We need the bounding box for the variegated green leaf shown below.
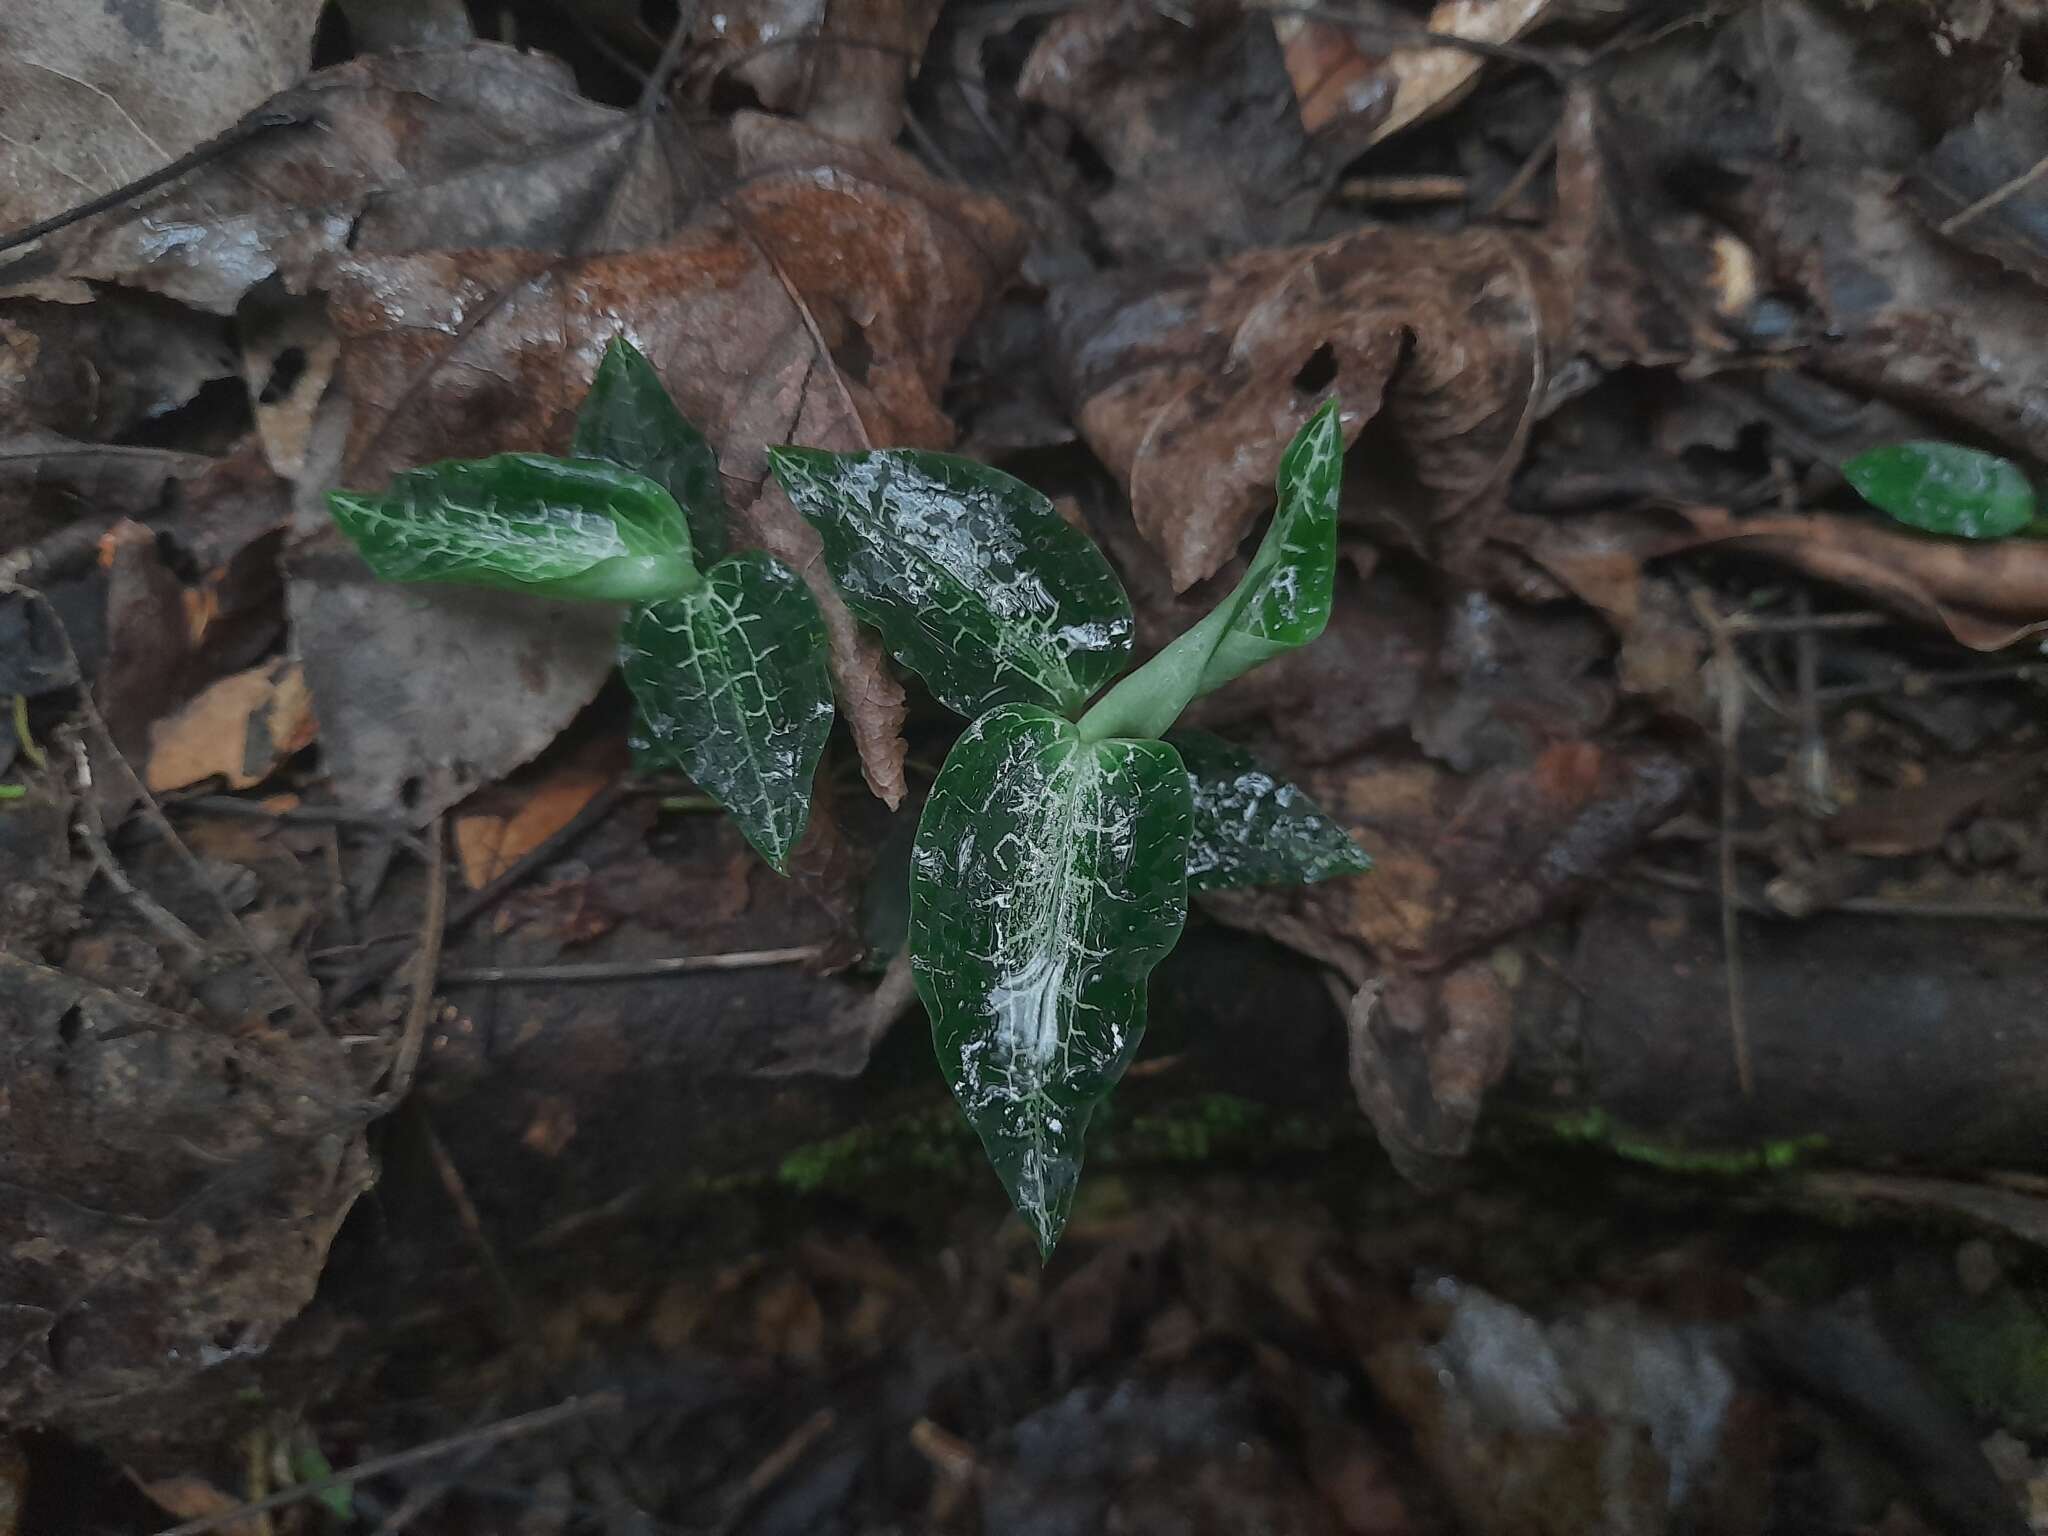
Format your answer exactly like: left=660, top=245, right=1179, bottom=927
left=1171, top=730, right=1370, bottom=891
left=1844, top=440, right=2037, bottom=541
left=574, top=337, right=727, bottom=562
left=327, top=453, right=696, bottom=603
left=912, top=705, right=1191, bottom=1256
left=1078, top=400, right=1343, bottom=742
left=621, top=552, right=834, bottom=872
left=767, top=446, right=1135, bottom=719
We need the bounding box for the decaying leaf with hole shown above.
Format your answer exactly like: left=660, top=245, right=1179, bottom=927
left=308, top=114, right=1021, bottom=817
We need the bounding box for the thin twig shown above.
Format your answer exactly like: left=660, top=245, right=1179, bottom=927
left=17, top=587, right=324, bottom=1028
left=437, top=946, right=827, bottom=986
left=0, top=108, right=311, bottom=257
left=1937, top=151, right=2048, bottom=237
left=1722, top=610, right=1892, bottom=635
left=174, top=794, right=431, bottom=861
left=379, top=818, right=445, bottom=1104
left=1479, top=124, right=1558, bottom=220
left=149, top=1393, right=625, bottom=1536
left=1688, top=589, right=1754, bottom=1097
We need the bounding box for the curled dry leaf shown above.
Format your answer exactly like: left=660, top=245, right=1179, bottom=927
left=0, top=0, right=325, bottom=234
left=1275, top=0, right=1555, bottom=146
left=319, top=114, right=1021, bottom=812
left=1043, top=88, right=1697, bottom=589
left=1051, top=223, right=1552, bottom=587
left=1017, top=0, right=1330, bottom=265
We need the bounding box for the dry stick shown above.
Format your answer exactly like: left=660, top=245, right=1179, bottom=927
left=379, top=817, right=446, bottom=1104
left=0, top=107, right=311, bottom=257
left=17, top=587, right=325, bottom=1030
left=437, top=945, right=827, bottom=986
left=1626, top=864, right=2048, bottom=925
left=1723, top=610, right=1892, bottom=635
left=70, top=739, right=210, bottom=964
left=149, top=1393, right=625, bottom=1536
left=1689, top=589, right=1754, bottom=1097
left=1479, top=124, right=1559, bottom=220
left=1937, top=151, right=2048, bottom=237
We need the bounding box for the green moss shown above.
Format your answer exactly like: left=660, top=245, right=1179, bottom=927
left=775, top=1105, right=978, bottom=1194
left=1542, top=1108, right=1827, bottom=1176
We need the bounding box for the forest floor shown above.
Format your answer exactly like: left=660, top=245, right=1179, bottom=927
left=6, top=0, right=2048, bottom=1531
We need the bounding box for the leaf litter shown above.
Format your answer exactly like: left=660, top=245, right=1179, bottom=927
left=9, top=0, right=2048, bottom=1530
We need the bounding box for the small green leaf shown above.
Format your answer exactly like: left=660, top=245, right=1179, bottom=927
left=912, top=705, right=1191, bottom=1257
left=1171, top=730, right=1370, bottom=891
left=621, top=552, right=834, bottom=872
left=327, top=453, right=698, bottom=602
left=768, top=446, right=1135, bottom=718
left=574, top=337, right=727, bottom=562
left=1077, top=400, right=1343, bottom=742
left=1844, top=441, right=2036, bottom=540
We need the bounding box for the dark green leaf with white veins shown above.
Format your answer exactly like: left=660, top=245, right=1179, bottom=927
left=768, top=446, right=1134, bottom=719
left=327, top=453, right=696, bottom=603
left=573, top=338, right=726, bottom=562
left=911, top=705, right=1192, bottom=1257
left=1843, top=441, right=2037, bottom=541
left=1171, top=730, right=1370, bottom=891
left=1076, top=399, right=1343, bottom=743
left=621, top=553, right=834, bottom=872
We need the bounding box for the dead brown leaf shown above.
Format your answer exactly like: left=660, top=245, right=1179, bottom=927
left=1904, top=77, right=2048, bottom=289
left=1043, top=91, right=1694, bottom=587
left=0, top=0, right=325, bottom=235
left=455, top=756, right=616, bottom=890
left=134, top=1475, right=266, bottom=1536
left=145, top=658, right=316, bottom=794
left=310, top=115, right=1020, bottom=815
left=0, top=952, right=371, bottom=1439
left=0, top=45, right=708, bottom=313
left=1018, top=0, right=1331, bottom=265
left=0, top=295, right=234, bottom=440
left=1348, top=960, right=1514, bottom=1179
left=1205, top=740, right=1693, bottom=975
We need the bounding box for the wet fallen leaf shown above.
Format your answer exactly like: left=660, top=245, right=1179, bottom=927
left=0, top=953, right=372, bottom=1440
left=1276, top=0, right=1555, bottom=147
left=1018, top=0, right=1330, bottom=265
left=0, top=0, right=325, bottom=235
left=145, top=657, right=317, bottom=794
left=1348, top=961, right=1515, bottom=1178
left=311, top=114, right=1020, bottom=814
left=0, top=45, right=701, bottom=312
